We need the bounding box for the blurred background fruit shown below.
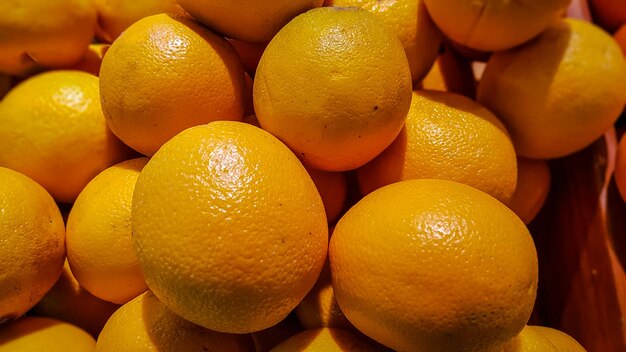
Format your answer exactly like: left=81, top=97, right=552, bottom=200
left=507, top=158, right=551, bottom=224
left=68, top=44, right=110, bottom=76
left=269, top=328, right=387, bottom=352
left=0, top=317, right=95, bottom=352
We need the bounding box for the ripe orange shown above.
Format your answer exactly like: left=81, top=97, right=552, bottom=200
left=330, top=179, right=538, bottom=351
left=307, top=169, right=347, bottom=224
left=420, top=48, right=476, bottom=98
left=176, top=0, right=324, bottom=43
left=31, top=261, right=119, bottom=336
left=357, top=90, right=517, bottom=203
left=529, top=326, right=587, bottom=351
left=94, top=0, right=184, bottom=43
left=501, top=326, right=559, bottom=352
left=68, top=44, right=110, bottom=76
left=0, top=317, right=95, bottom=352
left=507, top=158, right=551, bottom=224
left=423, top=0, right=569, bottom=51
left=0, top=167, right=65, bottom=323
left=269, top=328, right=386, bottom=352
left=254, top=7, right=412, bottom=171
left=131, top=121, right=328, bottom=333
left=326, top=0, right=442, bottom=84
left=95, top=291, right=255, bottom=351
left=478, top=19, right=626, bottom=159
left=0, top=0, right=96, bottom=76
left=590, top=0, right=626, bottom=32
left=229, top=39, right=267, bottom=76
left=66, top=158, right=149, bottom=304
left=100, top=13, right=247, bottom=156
left=0, top=71, right=132, bottom=203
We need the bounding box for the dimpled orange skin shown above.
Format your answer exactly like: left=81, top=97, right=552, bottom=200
left=423, top=0, right=569, bottom=52
left=94, top=0, right=185, bottom=43
left=269, top=328, right=387, bottom=352
left=528, top=326, right=587, bottom=351
left=66, top=158, right=149, bottom=305
left=507, top=158, right=551, bottom=225
left=254, top=7, right=412, bottom=171
left=0, top=317, right=95, bottom=352
left=616, top=135, right=626, bottom=202
left=95, top=291, right=255, bottom=352
left=477, top=19, right=626, bottom=159
left=132, top=121, right=328, bottom=334
left=0, top=167, right=65, bottom=323
left=100, top=13, right=247, bottom=156
left=326, top=0, right=442, bottom=84
left=0, top=0, right=96, bottom=76
left=176, top=0, right=324, bottom=43
left=357, top=90, right=517, bottom=204
left=330, top=179, right=538, bottom=352
left=32, top=261, right=119, bottom=337
left=0, top=71, right=132, bottom=203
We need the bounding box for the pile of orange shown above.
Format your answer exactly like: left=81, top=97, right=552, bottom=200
left=0, top=0, right=623, bottom=351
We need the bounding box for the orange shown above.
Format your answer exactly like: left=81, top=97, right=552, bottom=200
left=478, top=19, right=626, bottom=159
left=230, top=39, right=267, bottom=76
left=420, top=47, right=476, bottom=98
left=0, top=317, right=95, bottom=352
left=131, top=121, right=328, bottom=333
left=269, top=328, right=385, bottom=352
left=31, top=261, right=119, bottom=337
left=423, top=0, right=569, bottom=51
left=330, top=179, right=538, bottom=351
left=507, top=158, right=551, bottom=224
left=307, top=169, right=347, bottom=224
left=100, top=13, right=247, bottom=156
left=0, top=71, right=131, bottom=203
left=252, top=315, right=304, bottom=352
left=94, top=0, right=184, bottom=43
left=529, top=326, right=587, bottom=351
left=176, top=0, right=324, bottom=43
left=357, top=90, right=517, bottom=203
left=501, top=326, right=559, bottom=352
left=0, top=0, right=96, bottom=76
left=326, top=0, right=441, bottom=84
left=254, top=7, right=412, bottom=171
left=295, top=258, right=353, bottom=330
left=95, top=291, right=255, bottom=351
left=0, top=167, right=65, bottom=323
left=615, top=24, right=626, bottom=55
left=590, top=0, right=626, bottom=32
left=616, top=134, right=626, bottom=201
left=66, top=158, right=149, bottom=304
left=68, top=43, right=110, bottom=76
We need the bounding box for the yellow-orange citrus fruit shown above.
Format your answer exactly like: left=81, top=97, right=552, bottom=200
left=478, top=19, right=626, bottom=159
left=95, top=291, right=255, bottom=351
left=590, top=0, right=626, bottom=32
left=615, top=134, right=626, bottom=202
left=326, top=0, right=441, bottom=84
left=502, top=326, right=559, bottom=352
left=615, top=24, right=626, bottom=55
left=358, top=90, right=517, bottom=203
left=507, top=158, right=551, bottom=224
left=269, top=328, right=386, bottom=352
left=529, top=326, right=587, bottom=351
left=0, top=167, right=65, bottom=323
left=67, top=158, right=149, bottom=305
left=100, top=14, right=247, bottom=156
left=0, top=317, right=95, bottom=352
left=132, top=121, right=328, bottom=333
left=307, top=169, right=347, bottom=224
left=176, top=0, right=324, bottom=43
left=252, top=315, right=304, bottom=352
left=295, top=258, right=353, bottom=330
left=32, top=261, right=119, bottom=336
left=330, top=179, right=538, bottom=351
left=0, top=71, right=131, bottom=203
left=420, top=48, right=476, bottom=98
left=69, top=43, right=110, bottom=76
left=254, top=7, right=412, bottom=171
left=423, top=0, right=569, bottom=51
left=95, top=0, right=184, bottom=43
left=0, top=0, right=96, bottom=76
